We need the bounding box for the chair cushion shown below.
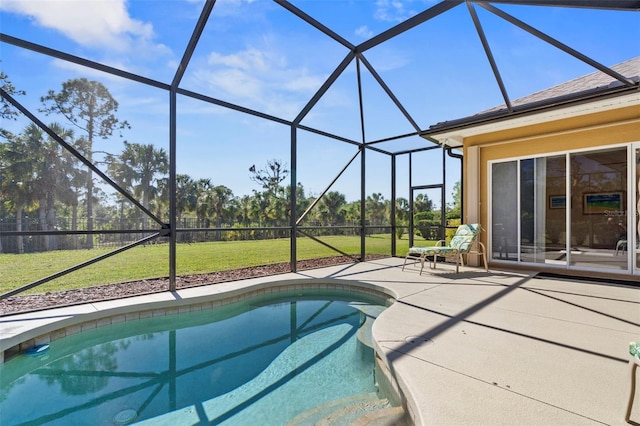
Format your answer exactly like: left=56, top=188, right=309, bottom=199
left=422, top=246, right=460, bottom=255
left=407, top=224, right=481, bottom=256
left=407, top=246, right=432, bottom=254
left=631, top=342, right=640, bottom=361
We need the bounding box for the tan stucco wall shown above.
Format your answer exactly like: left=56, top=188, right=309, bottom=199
left=462, top=105, right=640, bottom=262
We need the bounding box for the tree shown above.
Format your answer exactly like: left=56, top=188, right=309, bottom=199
left=318, top=191, right=346, bottom=226
left=40, top=78, right=129, bottom=248
left=248, top=160, right=292, bottom=229
left=366, top=193, right=387, bottom=226
left=0, top=68, right=26, bottom=253
left=237, top=195, right=252, bottom=227
left=194, top=178, right=213, bottom=228
left=249, top=159, right=288, bottom=195
left=414, top=193, right=434, bottom=213
left=249, top=190, right=270, bottom=228
left=30, top=123, right=76, bottom=250
left=0, top=64, right=26, bottom=123
left=413, top=193, right=440, bottom=240
left=106, top=142, right=168, bottom=230
left=176, top=174, right=197, bottom=225
left=343, top=201, right=361, bottom=226
left=0, top=130, right=35, bottom=253
left=211, top=185, right=235, bottom=228
left=285, top=182, right=309, bottom=224
left=395, top=197, right=410, bottom=239
left=395, top=197, right=409, bottom=223
left=448, top=181, right=461, bottom=219
left=0, top=122, right=77, bottom=252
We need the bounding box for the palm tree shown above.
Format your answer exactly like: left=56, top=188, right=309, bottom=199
left=447, top=181, right=461, bottom=219
left=366, top=193, right=387, bottom=226
left=249, top=191, right=270, bottom=228
left=211, top=185, right=235, bottom=228
left=343, top=201, right=361, bottom=228
left=57, top=141, right=86, bottom=247
left=395, top=197, right=410, bottom=239
left=19, top=124, right=50, bottom=249
left=237, top=195, right=252, bottom=227
left=200, top=184, right=237, bottom=240
left=194, top=178, right=213, bottom=229
left=107, top=142, right=168, bottom=230
left=151, top=176, right=169, bottom=221
left=0, top=128, right=37, bottom=253
left=414, top=193, right=434, bottom=214
left=35, top=123, right=76, bottom=250
left=319, top=191, right=346, bottom=226
left=285, top=183, right=309, bottom=224
left=176, top=174, right=197, bottom=226
left=396, top=197, right=409, bottom=223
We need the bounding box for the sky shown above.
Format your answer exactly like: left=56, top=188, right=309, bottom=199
left=1, top=0, right=638, bottom=207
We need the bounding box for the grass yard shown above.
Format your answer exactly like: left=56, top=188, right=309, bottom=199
left=0, top=234, right=430, bottom=295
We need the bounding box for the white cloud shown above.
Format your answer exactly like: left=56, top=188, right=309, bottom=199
left=283, top=75, right=322, bottom=93
left=355, top=26, right=374, bottom=39
left=0, top=0, right=161, bottom=53
left=192, top=45, right=325, bottom=117
left=206, top=68, right=264, bottom=99
left=208, top=49, right=269, bottom=73
left=374, top=0, right=417, bottom=23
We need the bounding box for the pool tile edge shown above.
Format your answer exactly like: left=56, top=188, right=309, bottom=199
left=0, top=278, right=396, bottom=363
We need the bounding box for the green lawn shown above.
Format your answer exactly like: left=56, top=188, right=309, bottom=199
left=0, top=235, right=432, bottom=295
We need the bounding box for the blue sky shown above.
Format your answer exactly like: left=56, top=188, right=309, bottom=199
left=1, top=0, right=638, bottom=206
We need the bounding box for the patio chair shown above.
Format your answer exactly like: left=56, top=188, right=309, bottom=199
left=402, top=223, right=488, bottom=274
left=626, top=341, right=640, bottom=423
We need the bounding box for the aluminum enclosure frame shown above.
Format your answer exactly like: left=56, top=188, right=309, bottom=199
left=0, top=0, right=638, bottom=297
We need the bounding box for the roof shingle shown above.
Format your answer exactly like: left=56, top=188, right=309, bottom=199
left=483, top=56, right=640, bottom=113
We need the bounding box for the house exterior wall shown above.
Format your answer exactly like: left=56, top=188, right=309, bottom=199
left=460, top=104, right=640, bottom=273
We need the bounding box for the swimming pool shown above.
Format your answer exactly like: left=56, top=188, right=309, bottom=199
left=0, top=289, right=392, bottom=425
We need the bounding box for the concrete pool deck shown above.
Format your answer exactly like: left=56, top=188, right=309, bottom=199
left=1, top=257, right=639, bottom=425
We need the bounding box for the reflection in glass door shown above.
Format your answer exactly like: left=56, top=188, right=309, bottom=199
left=490, top=145, right=634, bottom=275
left=519, top=156, right=566, bottom=265
left=568, top=147, right=627, bottom=272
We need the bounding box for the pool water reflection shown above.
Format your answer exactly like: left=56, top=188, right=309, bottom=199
left=0, top=290, right=388, bottom=425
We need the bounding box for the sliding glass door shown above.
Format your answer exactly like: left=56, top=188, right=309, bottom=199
left=568, top=148, right=627, bottom=271
left=491, top=162, right=518, bottom=261
left=519, top=155, right=567, bottom=265
left=490, top=145, right=633, bottom=275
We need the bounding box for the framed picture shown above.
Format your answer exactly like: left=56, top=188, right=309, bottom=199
left=548, top=195, right=566, bottom=209
left=583, top=192, right=623, bottom=215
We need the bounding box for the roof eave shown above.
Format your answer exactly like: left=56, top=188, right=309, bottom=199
left=422, top=83, right=640, bottom=147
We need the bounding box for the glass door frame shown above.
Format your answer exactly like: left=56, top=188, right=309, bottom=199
left=632, top=143, right=640, bottom=276
left=488, top=143, right=636, bottom=276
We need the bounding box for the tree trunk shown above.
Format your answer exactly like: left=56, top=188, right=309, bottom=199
left=85, top=168, right=94, bottom=248
left=39, top=203, right=49, bottom=251
left=48, top=204, right=58, bottom=250
left=142, top=192, right=149, bottom=231
left=72, top=195, right=79, bottom=249
left=16, top=204, right=24, bottom=254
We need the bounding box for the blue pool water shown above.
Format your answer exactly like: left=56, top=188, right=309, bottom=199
left=0, top=290, right=388, bottom=425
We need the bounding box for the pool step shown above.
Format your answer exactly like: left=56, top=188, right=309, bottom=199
left=350, top=406, right=408, bottom=426
left=287, top=392, right=407, bottom=426
left=350, top=303, right=386, bottom=349
left=314, top=397, right=393, bottom=426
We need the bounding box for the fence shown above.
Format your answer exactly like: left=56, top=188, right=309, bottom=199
left=0, top=217, right=394, bottom=253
